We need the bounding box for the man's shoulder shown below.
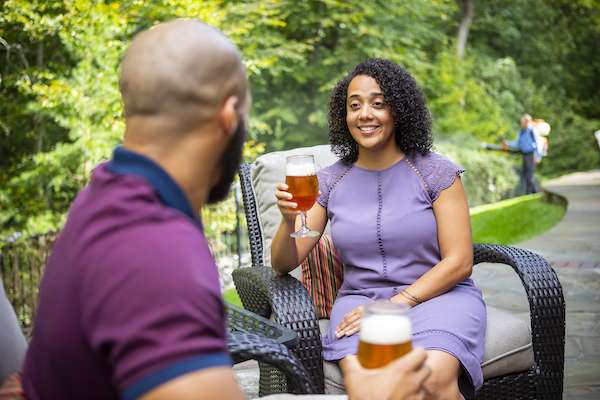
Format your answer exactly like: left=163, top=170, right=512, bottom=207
left=78, top=215, right=217, bottom=298
left=101, top=218, right=212, bottom=272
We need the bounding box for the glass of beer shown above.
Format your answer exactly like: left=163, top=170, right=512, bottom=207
left=357, top=301, right=412, bottom=369
left=286, top=155, right=320, bottom=238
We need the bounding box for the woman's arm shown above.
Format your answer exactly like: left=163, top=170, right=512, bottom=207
left=391, top=177, right=473, bottom=306
left=270, top=183, right=328, bottom=275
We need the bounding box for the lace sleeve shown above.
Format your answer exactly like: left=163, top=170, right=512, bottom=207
left=413, top=152, right=465, bottom=203
left=316, top=161, right=348, bottom=208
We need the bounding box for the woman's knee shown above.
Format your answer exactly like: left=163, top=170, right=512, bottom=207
left=424, top=351, right=462, bottom=400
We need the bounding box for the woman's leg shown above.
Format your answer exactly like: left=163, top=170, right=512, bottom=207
left=423, top=350, right=463, bottom=400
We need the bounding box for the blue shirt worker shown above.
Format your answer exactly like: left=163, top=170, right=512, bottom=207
left=503, top=114, right=539, bottom=194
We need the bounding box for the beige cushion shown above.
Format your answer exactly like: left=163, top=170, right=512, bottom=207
left=480, top=307, right=534, bottom=378
left=318, top=305, right=534, bottom=390
left=251, top=144, right=338, bottom=270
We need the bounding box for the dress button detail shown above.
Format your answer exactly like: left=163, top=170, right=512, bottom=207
left=376, top=172, right=388, bottom=279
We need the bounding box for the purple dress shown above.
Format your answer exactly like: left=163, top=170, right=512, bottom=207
left=316, top=152, right=486, bottom=395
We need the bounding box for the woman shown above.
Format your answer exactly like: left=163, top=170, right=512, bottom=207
left=271, top=59, right=486, bottom=399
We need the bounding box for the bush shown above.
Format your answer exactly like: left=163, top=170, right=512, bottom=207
left=436, top=140, right=519, bottom=207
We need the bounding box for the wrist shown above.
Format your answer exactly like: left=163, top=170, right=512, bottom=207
left=391, top=293, right=416, bottom=308
left=281, top=214, right=297, bottom=226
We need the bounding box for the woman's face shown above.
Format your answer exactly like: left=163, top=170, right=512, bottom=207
left=346, top=75, right=395, bottom=154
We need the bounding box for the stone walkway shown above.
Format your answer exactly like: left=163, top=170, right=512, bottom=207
left=520, top=170, right=600, bottom=399
left=235, top=170, right=600, bottom=399
left=473, top=169, right=600, bottom=399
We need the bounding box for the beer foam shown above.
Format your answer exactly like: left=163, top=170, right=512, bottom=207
left=286, top=163, right=316, bottom=176
left=360, top=314, right=411, bottom=345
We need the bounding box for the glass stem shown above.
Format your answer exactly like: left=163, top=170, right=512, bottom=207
left=300, top=211, right=307, bottom=230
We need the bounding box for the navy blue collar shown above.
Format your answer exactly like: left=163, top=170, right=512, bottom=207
left=108, top=146, right=202, bottom=230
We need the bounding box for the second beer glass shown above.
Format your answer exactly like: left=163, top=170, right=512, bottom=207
left=357, top=301, right=412, bottom=369
left=286, top=155, right=320, bottom=238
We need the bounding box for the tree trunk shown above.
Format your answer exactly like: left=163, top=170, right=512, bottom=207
left=34, top=41, right=50, bottom=208
left=456, top=0, right=474, bottom=59
left=34, top=41, right=45, bottom=153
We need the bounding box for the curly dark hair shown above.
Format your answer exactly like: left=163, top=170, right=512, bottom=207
left=328, top=58, right=432, bottom=163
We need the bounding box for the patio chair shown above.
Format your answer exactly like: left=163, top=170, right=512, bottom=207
left=233, top=144, right=566, bottom=399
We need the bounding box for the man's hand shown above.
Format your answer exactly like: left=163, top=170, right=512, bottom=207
left=501, top=139, right=509, bottom=151
left=341, top=349, right=430, bottom=400
left=335, top=305, right=364, bottom=338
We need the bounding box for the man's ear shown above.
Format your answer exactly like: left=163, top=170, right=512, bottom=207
left=219, top=96, right=239, bottom=139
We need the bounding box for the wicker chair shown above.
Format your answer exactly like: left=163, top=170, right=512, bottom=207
left=226, top=303, right=316, bottom=394
left=233, top=145, right=566, bottom=399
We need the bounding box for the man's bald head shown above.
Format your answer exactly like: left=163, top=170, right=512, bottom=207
left=120, top=19, right=248, bottom=134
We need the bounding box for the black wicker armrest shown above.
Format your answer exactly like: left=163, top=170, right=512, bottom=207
left=226, top=302, right=297, bottom=348
left=232, top=266, right=275, bottom=318
left=473, top=243, right=565, bottom=396
left=233, top=265, right=326, bottom=393
left=228, top=331, right=317, bottom=394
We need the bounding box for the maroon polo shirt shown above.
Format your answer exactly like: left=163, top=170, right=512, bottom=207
left=22, top=147, right=231, bottom=399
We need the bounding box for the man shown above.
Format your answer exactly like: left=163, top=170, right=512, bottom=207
left=21, top=20, right=429, bottom=400
left=503, top=114, right=539, bottom=194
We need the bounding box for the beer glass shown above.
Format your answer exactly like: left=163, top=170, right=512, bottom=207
left=286, top=155, right=320, bottom=238
left=357, top=301, right=412, bottom=369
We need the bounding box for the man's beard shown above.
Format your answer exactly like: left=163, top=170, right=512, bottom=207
left=207, top=119, right=246, bottom=204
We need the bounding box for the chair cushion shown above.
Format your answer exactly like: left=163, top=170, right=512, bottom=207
left=300, top=235, right=344, bottom=319
left=251, top=144, right=338, bottom=267
left=318, top=305, right=534, bottom=389
left=480, top=307, right=534, bottom=379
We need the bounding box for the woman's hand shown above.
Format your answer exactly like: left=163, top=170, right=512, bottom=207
left=336, top=305, right=364, bottom=338
left=274, top=183, right=298, bottom=224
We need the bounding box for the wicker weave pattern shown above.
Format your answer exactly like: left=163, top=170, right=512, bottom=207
left=473, top=244, right=565, bottom=400
left=228, top=331, right=316, bottom=394
left=226, top=303, right=318, bottom=395
left=239, top=163, right=264, bottom=268
left=233, top=266, right=326, bottom=395
left=235, top=163, right=566, bottom=399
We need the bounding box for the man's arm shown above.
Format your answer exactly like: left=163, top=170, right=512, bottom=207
left=83, top=225, right=236, bottom=400
left=141, top=367, right=244, bottom=400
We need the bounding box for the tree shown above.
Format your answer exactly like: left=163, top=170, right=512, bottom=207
left=0, top=0, right=598, bottom=237
left=456, top=0, right=474, bottom=59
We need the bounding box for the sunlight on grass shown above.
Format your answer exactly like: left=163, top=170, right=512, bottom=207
left=470, top=193, right=566, bottom=245
left=223, top=287, right=243, bottom=307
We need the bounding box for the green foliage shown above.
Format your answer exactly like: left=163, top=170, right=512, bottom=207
left=0, top=0, right=598, bottom=239
left=425, top=52, right=519, bottom=141
left=468, top=0, right=600, bottom=176
left=537, top=111, right=600, bottom=177
left=436, top=141, right=519, bottom=206
left=470, top=193, right=566, bottom=244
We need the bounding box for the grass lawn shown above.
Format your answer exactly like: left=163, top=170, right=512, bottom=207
left=470, top=192, right=566, bottom=245
left=224, top=193, right=566, bottom=304
left=223, top=286, right=243, bottom=307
